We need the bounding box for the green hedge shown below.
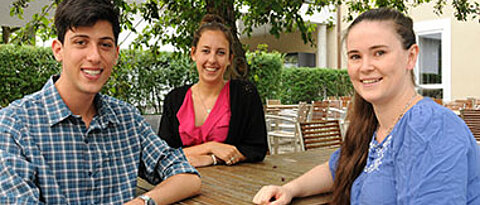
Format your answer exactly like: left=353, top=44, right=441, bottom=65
left=0, top=45, right=196, bottom=113
left=247, top=49, right=283, bottom=103
left=246, top=49, right=352, bottom=104
left=105, top=50, right=196, bottom=114
left=0, top=45, right=60, bottom=106
left=0, top=45, right=352, bottom=113
left=279, top=67, right=353, bottom=104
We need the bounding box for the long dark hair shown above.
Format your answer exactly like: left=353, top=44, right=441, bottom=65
left=331, top=8, right=417, bottom=204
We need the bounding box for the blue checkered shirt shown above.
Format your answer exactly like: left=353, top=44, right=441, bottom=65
left=0, top=76, right=198, bottom=204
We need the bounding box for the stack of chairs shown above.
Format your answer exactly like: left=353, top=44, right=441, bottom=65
left=265, top=102, right=310, bottom=154
left=309, top=100, right=329, bottom=121
left=461, top=109, right=480, bottom=144
left=444, top=98, right=479, bottom=116
left=265, top=96, right=353, bottom=153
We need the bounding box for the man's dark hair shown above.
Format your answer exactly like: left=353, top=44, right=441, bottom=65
left=54, top=0, right=120, bottom=44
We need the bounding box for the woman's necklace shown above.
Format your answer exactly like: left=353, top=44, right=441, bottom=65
left=194, top=85, right=212, bottom=115
left=379, top=92, right=419, bottom=138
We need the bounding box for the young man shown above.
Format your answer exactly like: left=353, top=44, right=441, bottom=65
left=0, top=0, right=200, bottom=204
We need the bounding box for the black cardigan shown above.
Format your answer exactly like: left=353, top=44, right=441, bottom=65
left=158, top=80, right=267, bottom=162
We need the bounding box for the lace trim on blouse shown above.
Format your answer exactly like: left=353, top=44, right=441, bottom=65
left=363, top=134, right=393, bottom=173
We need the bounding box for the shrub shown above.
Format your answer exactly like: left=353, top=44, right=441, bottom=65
left=0, top=45, right=352, bottom=113
left=104, top=51, right=197, bottom=114
left=0, top=45, right=196, bottom=114
left=280, top=67, right=353, bottom=104
left=0, top=45, right=59, bottom=107
left=247, top=47, right=283, bottom=103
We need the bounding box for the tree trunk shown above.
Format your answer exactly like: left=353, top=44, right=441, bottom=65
left=2, top=26, right=11, bottom=44
left=206, top=0, right=248, bottom=80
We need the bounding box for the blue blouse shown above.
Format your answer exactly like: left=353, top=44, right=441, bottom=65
left=329, top=98, right=480, bottom=204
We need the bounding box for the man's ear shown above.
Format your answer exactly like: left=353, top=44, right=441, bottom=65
left=113, top=45, right=120, bottom=66
left=51, top=39, right=63, bottom=62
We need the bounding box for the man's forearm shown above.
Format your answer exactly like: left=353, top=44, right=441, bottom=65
left=146, top=173, right=201, bottom=205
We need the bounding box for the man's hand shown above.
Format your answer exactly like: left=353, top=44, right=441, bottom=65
left=125, top=174, right=200, bottom=205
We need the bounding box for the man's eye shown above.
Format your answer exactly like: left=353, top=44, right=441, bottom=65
left=102, top=43, right=113, bottom=48
left=75, top=40, right=86, bottom=45
left=201, top=49, right=209, bottom=53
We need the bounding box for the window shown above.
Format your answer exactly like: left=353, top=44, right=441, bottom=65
left=418, top=34, right=442, bottom=98
left=414, top=19, right=451, bottom=101
left=284, top=52, right=316, bottom=68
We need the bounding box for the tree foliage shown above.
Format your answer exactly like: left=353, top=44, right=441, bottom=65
left=7, top=0, right=480, bottom=76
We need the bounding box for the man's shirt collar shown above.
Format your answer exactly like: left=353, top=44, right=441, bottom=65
left=42, top=75, right=120, bottom=127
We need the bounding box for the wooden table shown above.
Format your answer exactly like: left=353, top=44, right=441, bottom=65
left=139, top=148, right=337, bottom=204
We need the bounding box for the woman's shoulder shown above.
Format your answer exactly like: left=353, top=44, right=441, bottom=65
left=165, top=85, right=192, bottom=100
left=407, top=97, right=463, bottom=128
left=402, top=97, right=471, bottom=147
left=230, top=79, right=259, bottom=96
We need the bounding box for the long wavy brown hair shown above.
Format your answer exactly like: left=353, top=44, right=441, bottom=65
left=330, top=8, right=417, bottom=204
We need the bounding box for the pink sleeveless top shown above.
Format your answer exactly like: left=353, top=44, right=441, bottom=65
left=176, top=81, right=231, bottom=147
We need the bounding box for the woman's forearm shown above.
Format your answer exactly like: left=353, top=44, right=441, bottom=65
left=182, top=143, right=212, bottom=156
left=283, top=162, right=334, bottom=198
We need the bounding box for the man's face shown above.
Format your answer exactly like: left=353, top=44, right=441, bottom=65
left=52, top=20, right=119, bottom=97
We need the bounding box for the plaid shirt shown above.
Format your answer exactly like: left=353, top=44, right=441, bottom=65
left=0, top=76, right=198, bottom=204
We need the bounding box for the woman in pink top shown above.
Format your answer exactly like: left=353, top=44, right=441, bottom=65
left=158, top=14, right=268, bottom=167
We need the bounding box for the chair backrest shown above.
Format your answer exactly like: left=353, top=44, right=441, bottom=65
left=444, top=101, right=464, bottom=114
left=296, top=102, right=310, bottom=123
left=266, top=104, right=299, bottom=115
left=267, top=99, right=282, bottom=106
left=339, top=96, right=352, bottom=109
left=310, top=100, right=329, bottom=121
left=456, top=99, right=473, bottom=109
left=265, top=114, right=301, bottom=154
left=328, top=100, right=342, bottom=109
left=299, top=120, right=342, bottom=150
left=461, top=109, right=480, bottom=142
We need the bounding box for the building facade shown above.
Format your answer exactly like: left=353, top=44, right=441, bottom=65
left=239, top=2, right=480, bottom=102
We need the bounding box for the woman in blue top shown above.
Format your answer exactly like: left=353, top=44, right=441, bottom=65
left=253, top=8, right=480, bottom=205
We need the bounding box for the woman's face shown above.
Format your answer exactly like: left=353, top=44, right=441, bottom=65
left=346, top=20, right=418, bottom=105
left=191, top=29, right=232, bottom=84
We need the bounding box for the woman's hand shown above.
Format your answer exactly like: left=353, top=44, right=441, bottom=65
left=207, top=141, right=245, bottom=165
left=252, top=185, right=294, bottom=205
